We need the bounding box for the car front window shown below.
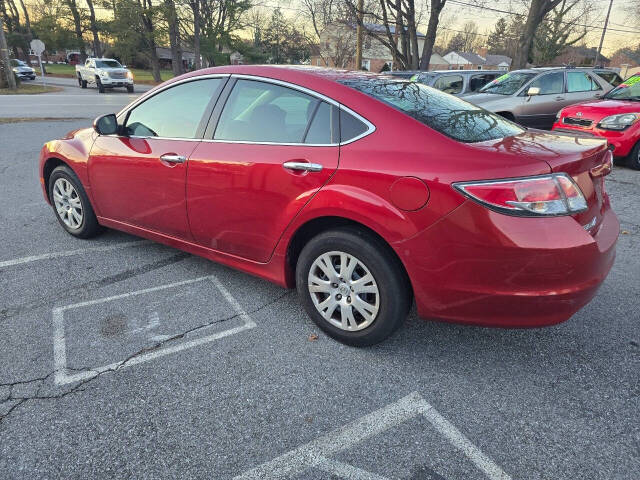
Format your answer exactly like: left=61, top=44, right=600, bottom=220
left=338, top=78, right=524, bottom=143
left=478, top=72, right=536, bottom=95
left=125, top=78, right=223, bottom=138
left=96, top=60, right=122, bottom=68
left=604, top=75, right=640, bottom=101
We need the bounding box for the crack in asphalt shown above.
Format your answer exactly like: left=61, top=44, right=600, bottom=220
left=0, top=252, right=191, bottom=325
left=0, top=289, right=294, bottom=427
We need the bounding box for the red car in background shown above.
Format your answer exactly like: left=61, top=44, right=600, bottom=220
left=39, top=66, right=618, bottom=346
left=553, top=73, right=640, bottom=169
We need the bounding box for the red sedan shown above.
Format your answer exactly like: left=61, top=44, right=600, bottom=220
left=553, top=73, right=640, bottom=169
left=39, top=66, right=619, bottom=346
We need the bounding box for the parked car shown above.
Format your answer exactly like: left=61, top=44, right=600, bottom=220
left=75, top=57, right=134, bottom=93
left=39, top=66, right=618, bottom=346
left=553, top=73, right=640, bottom=169
left=389, top=69, right=502, bottom=96
left=466, top=67, right=622, bottom=129
left=10, top=59, right=36, bottom=81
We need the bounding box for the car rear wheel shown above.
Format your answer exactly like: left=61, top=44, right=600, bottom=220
left=78, top=75, right=87, bottom=88
left=296, top=227, right=411, bottom=346
left=627, top=141, right=640, bottom=170
left=48, top=165, right=102, bottom=239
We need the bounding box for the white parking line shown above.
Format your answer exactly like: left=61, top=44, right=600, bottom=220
left=53, top=274, right=256, bottom=385
left=234, top=391, right=512, bottom=480
left=316, top=457, right=390, bottom=480
left=0, top=240, right=149, bottom=268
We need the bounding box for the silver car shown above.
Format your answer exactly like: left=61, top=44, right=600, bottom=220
left=465, top=67, right=622, bottom=129
left=10, top=59, right=36, bottom=81
left=390, top=69, right=502, bottom=97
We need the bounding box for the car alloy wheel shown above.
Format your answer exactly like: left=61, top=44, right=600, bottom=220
left=308, top=251, right=380, bottom=331
left=52, top=178, right=83, bottom=229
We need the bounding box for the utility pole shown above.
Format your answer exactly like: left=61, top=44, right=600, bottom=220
left=594, top=0, right=613, bottom=67
left=0, top=17, right=17, bottom=89
left=355, top=0, right=364, bottom=70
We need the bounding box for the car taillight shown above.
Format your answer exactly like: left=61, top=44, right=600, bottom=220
left=453, top=173, right=588, bottom=216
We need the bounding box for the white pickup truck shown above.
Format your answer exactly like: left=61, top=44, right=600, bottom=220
left=75, top=58, right=134, bottom=93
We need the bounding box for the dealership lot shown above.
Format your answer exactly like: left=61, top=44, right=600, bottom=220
left=0, top=92, right=639, bottom=479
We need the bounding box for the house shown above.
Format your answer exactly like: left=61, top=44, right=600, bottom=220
left=609, top=48, right=640, bottom=73
left=311, top=22, right=449, bottom=73
left=442, top=50, right=512, bottom=70
left=155, top=47, right=199, bottom=70
left=230, top=51, right=244, bottom=65
left=548, top=46, right=610, bottom=67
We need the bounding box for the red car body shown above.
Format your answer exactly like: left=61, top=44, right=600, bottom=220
left=552, top=74, right=640, bottom=162
left=553, top=99, right=640, bottom=157
left=39, top=66, right=619, bottom=328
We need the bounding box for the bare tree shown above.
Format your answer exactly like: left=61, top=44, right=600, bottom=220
left=419, top=0, right=446, bottom=70
left=86, top=0, right=102, bottom=57
left=534, top=0, right=594, bottom=65
left=63, top=0, right=87, bottom=60
left=513, top=0, right=563, bottom=68
left=188, top=0, right=201, bottom=69
left=164, top=0, right=183, bottom=75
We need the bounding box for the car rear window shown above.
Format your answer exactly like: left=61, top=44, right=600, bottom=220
left=338, top=77, right=524, bottom=143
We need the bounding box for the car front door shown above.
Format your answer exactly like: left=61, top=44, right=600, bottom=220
left=186, top=77, right=341, bottom=263
left=516, top=71, right=565, bottom=129
left=88, top=77, right=227, bottom=239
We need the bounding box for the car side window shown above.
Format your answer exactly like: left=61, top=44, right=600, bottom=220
left=339, top=109, right=368, bottom=142
left=125, top=78, right=223, bottom=139
left=594, top=70, right=622, bottom=87
left=566, top=72, right=601, bottom=92
left=469, top=74, right=498, bottom=92
left=214, top=79, right=317, bottom=143
left=528, top=72, right=564, bottom=95
left=304, top=101, right=337, bottom=144
left=433, top=75, right=463, bottom=94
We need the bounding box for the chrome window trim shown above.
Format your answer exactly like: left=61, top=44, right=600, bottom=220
left=113, top=72, right=376, bottom=146
left=206, top=74, right=376, bottom=147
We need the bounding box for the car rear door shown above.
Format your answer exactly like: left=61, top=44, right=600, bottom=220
left=88, top=77, right=227, bottom=239
left=564, top=71, right=606, bottom=106
left=186, top=77, right=340, bottom=263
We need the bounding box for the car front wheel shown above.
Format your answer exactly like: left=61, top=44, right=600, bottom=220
left=296, top=227, right=411, bottom=346
left=628, top=141, right=640, bottom=170
left=48, top=165, right=102, bottom=238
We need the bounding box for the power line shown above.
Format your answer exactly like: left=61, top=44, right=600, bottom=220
left=447, top=0, right=640, bottom=35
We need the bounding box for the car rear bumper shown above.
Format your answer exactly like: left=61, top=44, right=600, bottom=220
left=398, top=198, right=619, bottom=328
left=552, top=122, right=640, bottom=158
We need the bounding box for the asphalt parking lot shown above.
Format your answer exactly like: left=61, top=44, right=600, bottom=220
left=0, top=88, right=639, bottom=479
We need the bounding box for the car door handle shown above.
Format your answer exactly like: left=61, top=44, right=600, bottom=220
left=283, top=161, right=323, bottom=172
left=160, top=154, right=186, bottom=164
left=555, top=96, right=564, bottom=101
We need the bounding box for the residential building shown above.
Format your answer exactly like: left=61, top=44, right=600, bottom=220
left=547, top=46, right=611, bottom=67
left=442, top=50, right=512, bottom=70
left=311, top=22, right=449, bottom=73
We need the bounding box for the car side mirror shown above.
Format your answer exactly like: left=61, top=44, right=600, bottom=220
left=93, top=113, right=119, bottom=135
left=526, top=86, right=540, bottom=97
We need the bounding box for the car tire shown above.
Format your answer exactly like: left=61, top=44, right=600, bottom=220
left=627, top=141, right=640, bottom=170
left=96, top=77, right=105, bottom=93
left=126, top=85, right=134, bottom=93
left=48, top=165, right=103, bottom=239
left=296, top=227, right=411, bottom=347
